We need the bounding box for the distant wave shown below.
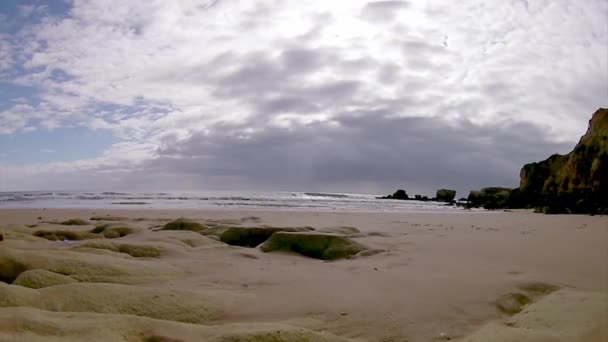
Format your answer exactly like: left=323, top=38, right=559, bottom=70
left=303, top=192, right=349, bottom=198
left=213, top=196, right=252, bottom=201
left=76, top=195, right=105, bottom=200
left=0, top=195, right=30, bottom=202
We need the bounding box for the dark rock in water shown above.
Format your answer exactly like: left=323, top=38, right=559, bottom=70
left=413, top=194, right=430, bottom=201
left=467, top=187, right=513, bottom=209
left=435, top=189, right=456, bottom=202
left=379, top=189, right=409, bottom=200
left=518, top=108, right=608, bottom=214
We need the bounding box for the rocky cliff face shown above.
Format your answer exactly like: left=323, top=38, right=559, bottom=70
left=519, top=108, right=608, bottom=213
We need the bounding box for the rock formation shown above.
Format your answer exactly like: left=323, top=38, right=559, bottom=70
left=379, top=189, right=409, bottom=200
left=518, top=108, right=608, bottom=213
left=467, top=187, right=513, bottom=209
left=435, top=189, right=456, bottom=203
left=467, top=108, right=608, bottom=213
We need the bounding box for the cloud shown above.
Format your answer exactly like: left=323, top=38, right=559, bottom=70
left=361, top=1, right=411, bottom=22
left=140, top=113, right=572, bottom=195
left=17, top=5, right=48, bottom=17
left=1, top=112, right=572, bottom=195
left=0, top=104, right=37, bottom=134
left=0, top=34, right=12, bottom=71
left=0, top=0, right=606, bottom=192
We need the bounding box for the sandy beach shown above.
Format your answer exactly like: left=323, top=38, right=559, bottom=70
left=0, top=208, right=606, bottom=341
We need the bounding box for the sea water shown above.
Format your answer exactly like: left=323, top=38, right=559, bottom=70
left=0, top=190, right=476, bottom=212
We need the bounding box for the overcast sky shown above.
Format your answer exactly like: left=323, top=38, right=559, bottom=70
left=0, top=0, right=606, bottom=196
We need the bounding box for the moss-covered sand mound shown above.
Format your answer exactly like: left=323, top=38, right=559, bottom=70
left=0, top=256, right=27, bottom=283
left=12, top=269, right=77, bottom=289
left=162, top=218, right=205, bottom=232
left=79, top=241, right=164, bottom=258
left=33, top=229, right=100, bottom=241
left=0, top=307, right=353, bottom=342
left=494, top=282, right=560, bottom=315
left=260, top=232, right=367, bottom=260
left=0, top=248, right=180, bottom=284
left=91, top=224, right=139, bottom=238
left=146, top=230, right=220, bottom=248
left=219, top=227, right=313, bottom=247
left=0, top=282, right=222, bottom=324
left=60, top=218, right=90, bottom=226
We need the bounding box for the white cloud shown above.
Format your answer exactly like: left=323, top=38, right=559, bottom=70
left=0, top=104, right=37, bottom=134
left=0, top=34, right=12, bottom=71
left=0, top=0, right=606, bottom=191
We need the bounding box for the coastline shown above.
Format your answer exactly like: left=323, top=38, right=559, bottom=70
left=0, top=208, right=606, bottom=341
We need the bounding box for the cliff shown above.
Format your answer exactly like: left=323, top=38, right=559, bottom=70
left=518, top=108, right=608, bottom=213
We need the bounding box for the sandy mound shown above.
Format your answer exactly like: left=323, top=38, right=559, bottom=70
left=219, top=226, right=313, bottom=247
left=0, top=307, right=352, bottom=342
left=143, top=230, right=220, bottom=248
left=0, top=247, right=180, bottom=284
left=494, top=282, right=560, bottom=315
left=13, top=269, right=77, bottom=289
left=0, top=224, right=44, bottom=242
left=261, top=232, right=367, bottom=260
left=59, top=218, right=90, bottom=226
left=162, top=218, right=206, bottom=232
left=91, top=224, right=141, bottom=238
left=77, top=241, right=165, bottom=258
left=463, top=290, right=608, bottom=341
left=0, top=282, right=222, bottom=323
left=33, top=229, right=101, bottom=241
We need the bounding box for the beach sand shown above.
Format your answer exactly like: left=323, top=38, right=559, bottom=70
left=0, top=208, right=606, bottom=341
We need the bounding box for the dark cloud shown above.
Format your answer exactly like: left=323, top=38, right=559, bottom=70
left=281, top=48, right=328, bottom=72
left=125, top=113, right=571, bottom=196
left=204, top=47, right=367, bottom=116
left=401, top=39, right=448, bottom=56
left=361, top=1, right=411, bottom=22
left=377, top=63, right=401, bottom=84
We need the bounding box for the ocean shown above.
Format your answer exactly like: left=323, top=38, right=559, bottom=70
left=0, top=190, right=476, bottom=212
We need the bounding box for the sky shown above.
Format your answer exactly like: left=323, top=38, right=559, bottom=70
left=0, top=0, right=606, bottom=196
